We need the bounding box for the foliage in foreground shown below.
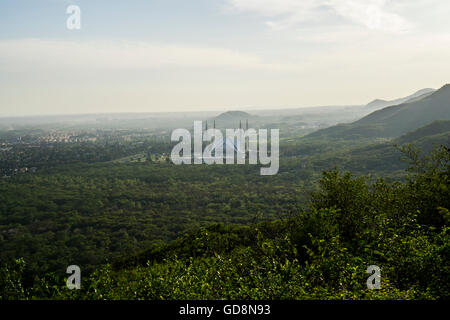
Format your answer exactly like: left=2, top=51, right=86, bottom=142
left=1, top=146, right=449, bottom=300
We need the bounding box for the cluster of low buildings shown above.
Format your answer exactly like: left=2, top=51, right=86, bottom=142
left=37, top=132, right=97, bottom=143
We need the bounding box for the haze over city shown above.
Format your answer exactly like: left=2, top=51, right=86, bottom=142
left=1, top=0, right=450, bottom=116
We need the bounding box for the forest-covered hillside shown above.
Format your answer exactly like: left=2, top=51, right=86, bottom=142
left=1, top=105, right=449, bottom=300
left=308, top=84, right=450, bottom=139
left=1, top=145, right=449, bottom=300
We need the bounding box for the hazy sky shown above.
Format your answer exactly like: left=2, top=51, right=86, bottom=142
left=1, top=0, right=450, bottom=116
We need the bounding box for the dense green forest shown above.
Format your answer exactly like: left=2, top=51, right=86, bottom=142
left=0, top=130, right=417, bottom=281
left=0, top=158, right=318, bottom=279
left=1, top=113, right=449, bottom=300
left=1, top=145, right=449, bottom=300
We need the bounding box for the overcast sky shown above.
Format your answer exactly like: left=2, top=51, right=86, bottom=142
left=1, top=0, right=450, bottom=116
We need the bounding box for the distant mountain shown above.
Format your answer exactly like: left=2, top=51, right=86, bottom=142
left=308, top=84, right=450, bottom=139
left=366, top=99, right=390, bottom=109
left=207, top=111, right=257, bottom=128
left=403, top=90, right=436, bottom=104
left=214, top=111, right=253, bottom=120
left=357, top=84, right=450, bottom=135
left=366, top=88, right=436, bottom=110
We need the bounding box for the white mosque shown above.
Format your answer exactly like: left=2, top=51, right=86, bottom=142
left=198, top=119, right=256, bottom=163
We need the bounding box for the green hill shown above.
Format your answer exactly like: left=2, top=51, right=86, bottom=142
left=307, top=121, right=450, bottom=176
left=308, top=84, right=450, bottom=139
left=395, top=120, right=450, bottom=145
